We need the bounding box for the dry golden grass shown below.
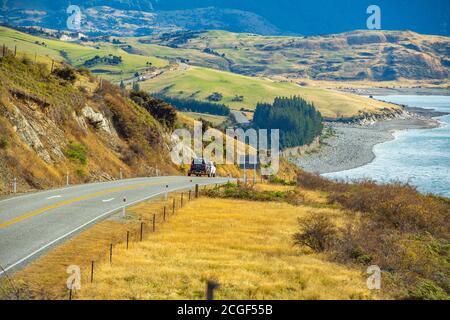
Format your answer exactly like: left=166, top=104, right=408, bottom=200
left=12, top=192, right=189, bottom=299
left=77, top=198, right=375, bottom=300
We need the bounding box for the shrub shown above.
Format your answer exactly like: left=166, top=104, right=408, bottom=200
left=0, top=136, right=8, bottom=149
left=328, top=181, right=449, bottom=237
left=207, top=92, right=223, bottom=102
left=52, top=66, right=77, bottom=84
left=64, top=142, right=88, bottom=165
left=293, top=214, right=337, bottom=252
left=77, top=67, right=91, bottom=77
left=130, top=91, right=177, bottom=129
left=408, top=280, right=449, bottom=300
left=204, top=183, right=288, bottom=202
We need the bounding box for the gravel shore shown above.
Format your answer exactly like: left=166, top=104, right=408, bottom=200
left=290, top=118, right=441, bottom=174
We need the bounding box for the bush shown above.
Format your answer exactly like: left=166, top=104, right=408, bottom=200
left=130, top=91, right=177, bottom=129
left=293, top=214, right=337, bottom=252
left=408, top=280, right=450, bottom=300
left=52, top=66, right=77, bottom=84
left=0, top=136, right=8, bottom=149
left=64, top=142, right=88, bottom=165
left=204, top=183, right=288, bottom=202
left=328, top=181, right=449, bottom=237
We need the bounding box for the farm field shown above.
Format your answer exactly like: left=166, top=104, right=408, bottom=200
left=141, top=65, right=398, bottom=118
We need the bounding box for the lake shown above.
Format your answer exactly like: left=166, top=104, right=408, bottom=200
left=324, top=95, right=450, bottom=198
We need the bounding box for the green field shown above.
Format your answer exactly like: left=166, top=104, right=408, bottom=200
left=141, top=66, right=398, bottom=118
left=0, top=27, right=168, bottom=80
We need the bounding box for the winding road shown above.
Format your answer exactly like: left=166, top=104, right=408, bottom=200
left=0, top=176, right=230, bottom=276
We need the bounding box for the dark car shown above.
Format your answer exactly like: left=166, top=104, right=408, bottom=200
left=188, top=158, right=213, bottom=177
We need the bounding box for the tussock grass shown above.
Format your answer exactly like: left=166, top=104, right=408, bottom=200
left=6, top=192, right=188, bottom=299
left=77, top=198, right=374, bottom=300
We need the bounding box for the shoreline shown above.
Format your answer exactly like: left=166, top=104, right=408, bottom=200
left=289, top=116, right=443, bottom=175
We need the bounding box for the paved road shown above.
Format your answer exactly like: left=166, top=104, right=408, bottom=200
left=0, top=176, right=230, bottom=276
left=231, top=110, right=251, bottom=125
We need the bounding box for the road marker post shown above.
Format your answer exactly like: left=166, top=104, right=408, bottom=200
left=122, top=198, right=127, bottom=218
left=66, top=171, right=70, bottom=187
left=119, top=168, right=123, bottom=180
left=13, top=177, right=17, bottom=194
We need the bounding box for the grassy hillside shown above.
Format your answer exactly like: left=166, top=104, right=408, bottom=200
left=141, top=66, right=399, bottom=118
left=144, top=29, right=450, bottom=82
left=0, top=53, right=177, bottom=194
left=0, top=26, right=168, bottom=80
left=78, top=197, right=373, bottom=300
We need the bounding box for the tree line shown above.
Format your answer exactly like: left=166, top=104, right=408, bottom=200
left=253, top=96, right=323, bottom=149
left=156, top=95, right=231, bottom=116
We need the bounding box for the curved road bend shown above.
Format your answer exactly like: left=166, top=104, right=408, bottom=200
left=0, top=176, right=230, bottom=276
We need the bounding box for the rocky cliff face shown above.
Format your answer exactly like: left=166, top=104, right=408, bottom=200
left=0, top=55, right=178, bottom=194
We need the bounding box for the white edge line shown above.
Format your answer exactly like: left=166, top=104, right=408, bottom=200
left=0, top=176, right=180, bottom=205
left=0, top=179, right=231, bottom=276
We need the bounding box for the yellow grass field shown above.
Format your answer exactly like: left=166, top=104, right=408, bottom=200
left=77, top=198, right=375, bottom=300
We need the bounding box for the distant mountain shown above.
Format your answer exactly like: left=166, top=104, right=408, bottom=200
left=1, top=0, right=449, bottom=36
left=0, top=2, right=280, bottom=36
left=142, top=29, right=450, bottom=81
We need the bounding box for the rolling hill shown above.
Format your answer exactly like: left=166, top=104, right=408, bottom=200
left=140, top=65, right=400, bottom=118
left=142, top=29, right=450, bottom=82
left=0, top=26, right=168, bottom=80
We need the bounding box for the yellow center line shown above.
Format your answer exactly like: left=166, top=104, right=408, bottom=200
left=0, top=179, right=177, bottom=229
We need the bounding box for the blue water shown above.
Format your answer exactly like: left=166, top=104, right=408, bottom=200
left=324, top=95, right=450, bottom=198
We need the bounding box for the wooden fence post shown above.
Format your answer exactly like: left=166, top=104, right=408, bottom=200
left=195, top=184, right=199, bottom=198
left=90, top=261, right=94, bottom=283
left=153, top=214, right=156, bottom=232
left=173, top=198, right=176, bottom=215
left=126, top=231, right=130, bottom=250
left=206, top=280, right=220, bottom=300
left=140, top=222, right=144, bottom=241
left=109, top=244, right=113, bottom=264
